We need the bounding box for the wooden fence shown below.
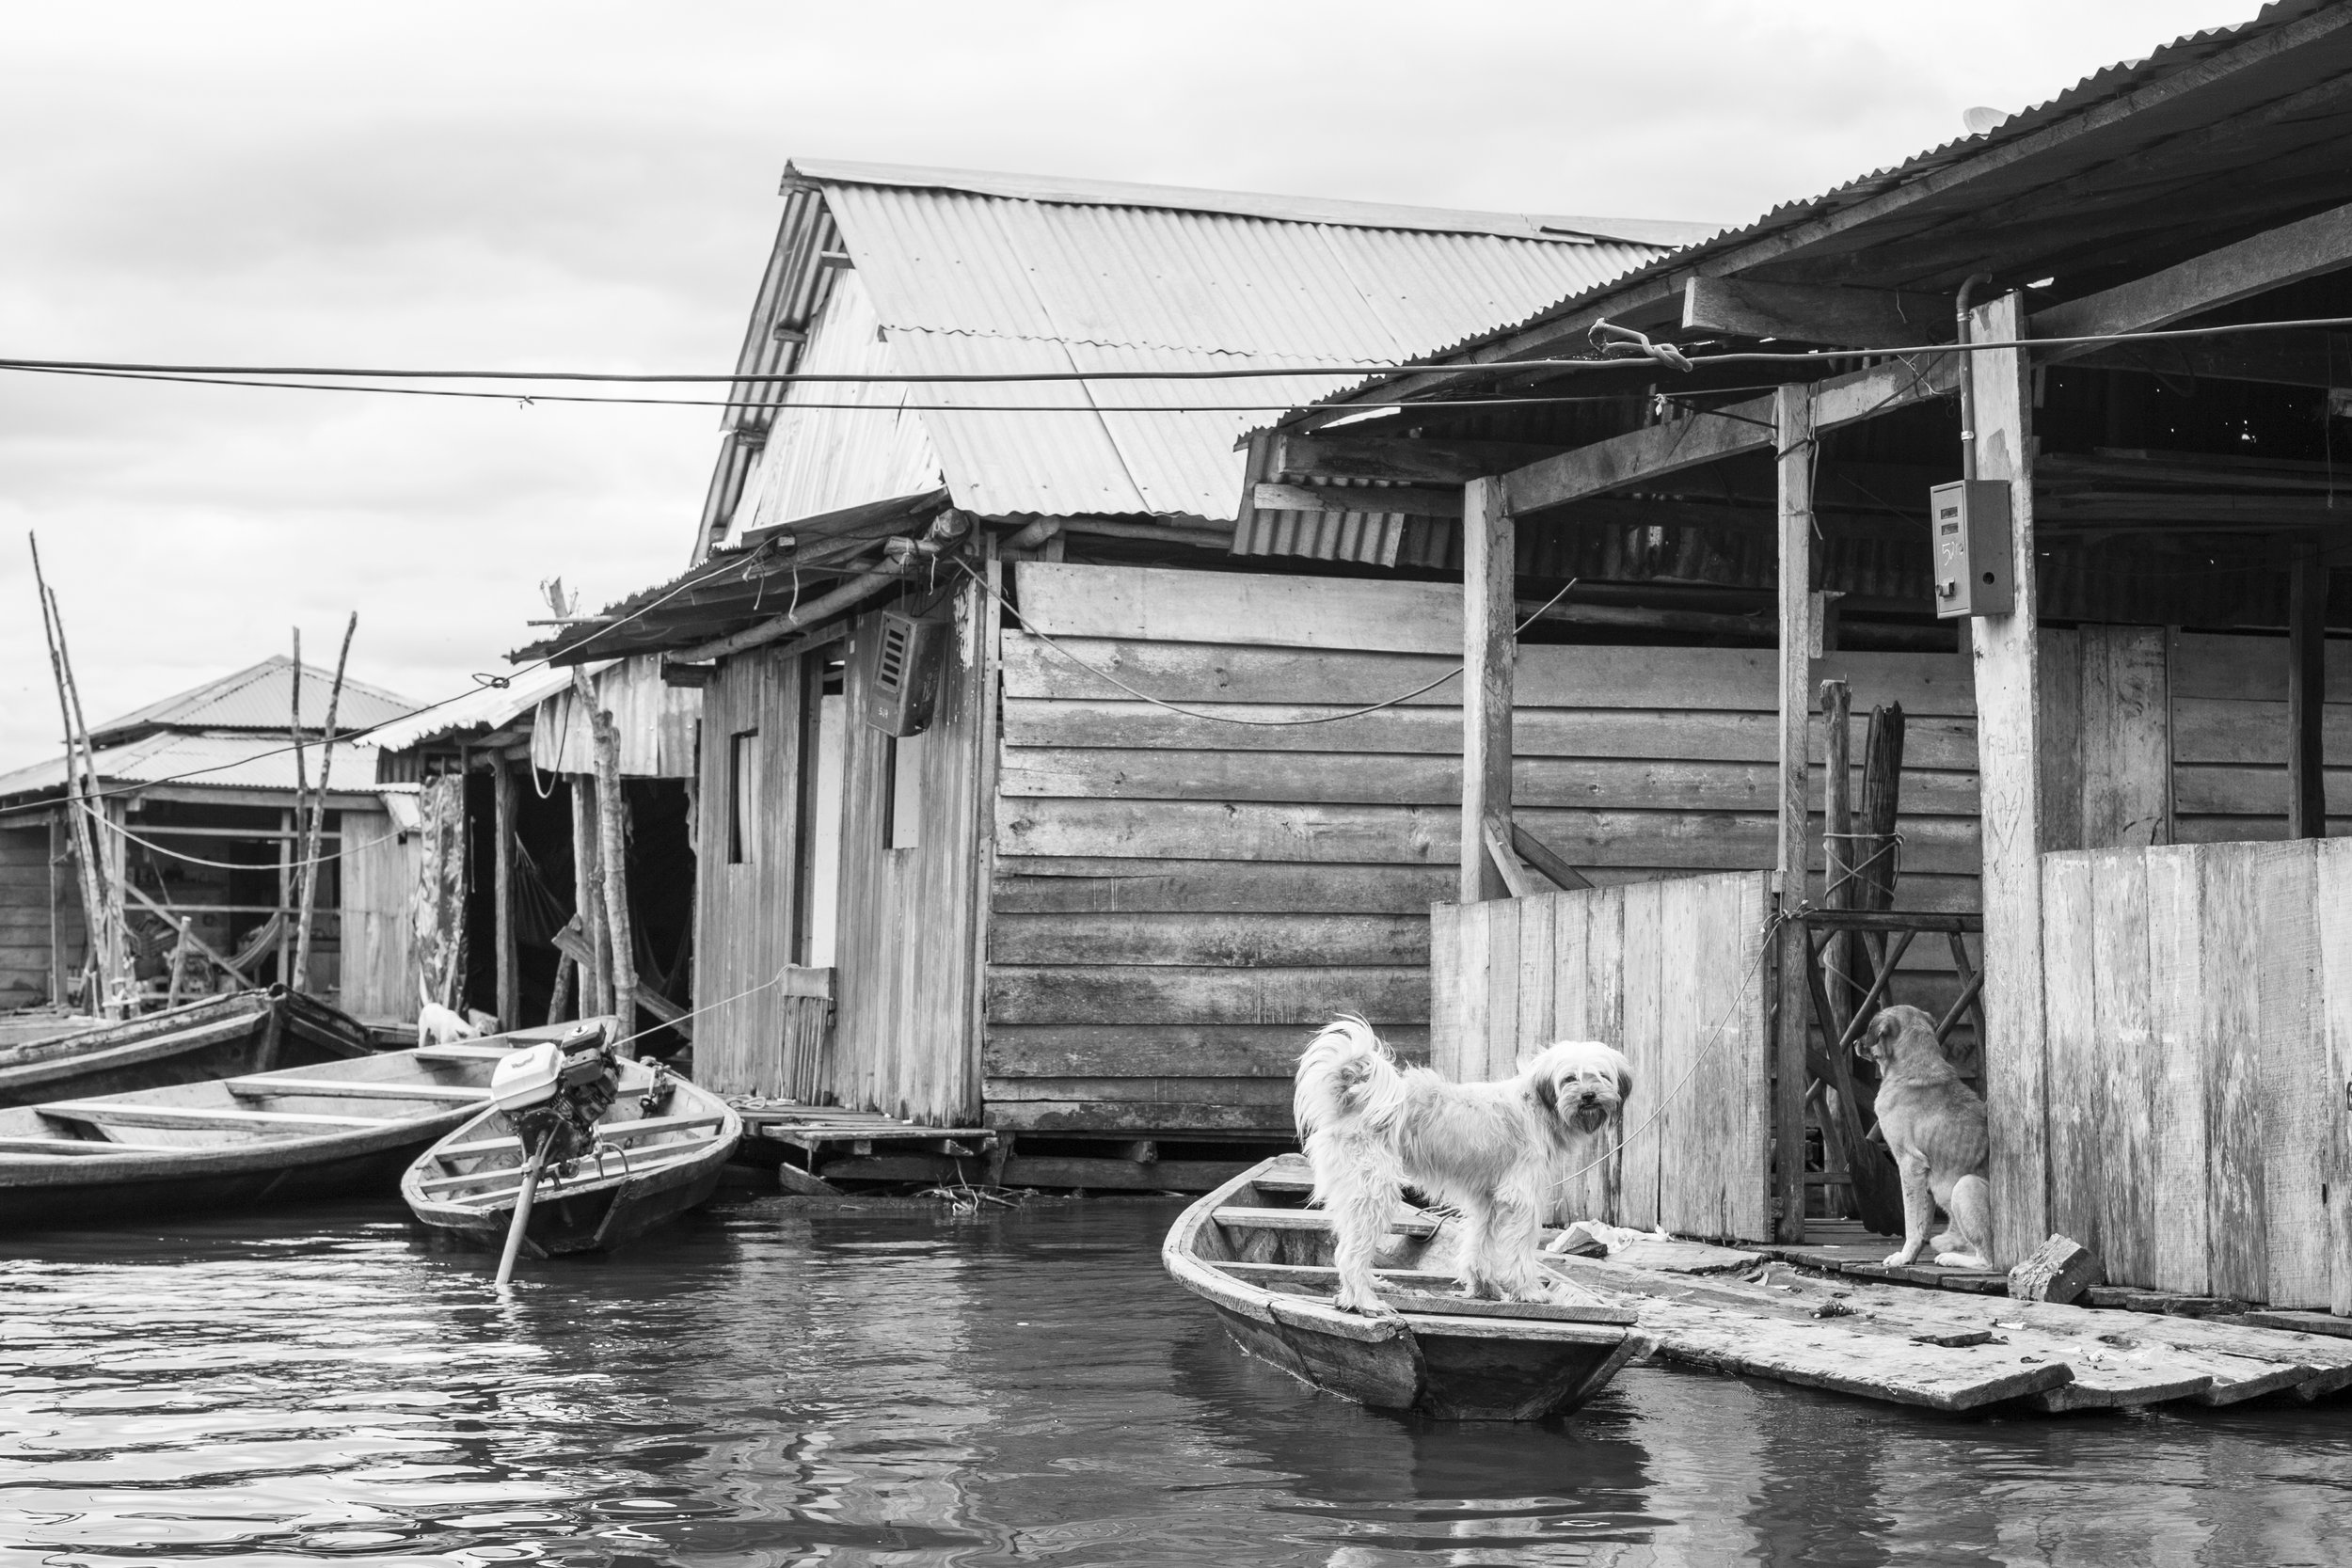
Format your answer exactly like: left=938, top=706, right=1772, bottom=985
left=1430, top=872, right=1775, bottom=1243
left=2039, top=838, right=2352, bottom=1311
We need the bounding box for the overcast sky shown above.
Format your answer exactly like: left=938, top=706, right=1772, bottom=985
left=0, top=0, right=2257, bottom=769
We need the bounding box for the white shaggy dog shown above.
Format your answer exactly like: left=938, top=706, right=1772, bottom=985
left=1294, top=1016, right=1632, bottom=1317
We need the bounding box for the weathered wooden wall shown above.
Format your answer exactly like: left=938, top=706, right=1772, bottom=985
left=692, top=643, right=811, bottom=1098
left=2041, top=839, right=2352, bottom=1311
left=2170, top=633, right=2352, bottom=843
left=0, top=824, right=56, bottom=1008
left=533, top=653, right=700, bottom=779
left=1430, top=873, right=1775, bottom=1242
left=985, top=562, right=1981, bottom=1134
left=339, top=808, right=420, bottom=1022
left=834, top=586, right=988, bottom=1124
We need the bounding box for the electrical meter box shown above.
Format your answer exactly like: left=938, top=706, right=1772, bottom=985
left=864, top=610, right=947, bottom=736
left=1929, top=479, right=2015, bottom=619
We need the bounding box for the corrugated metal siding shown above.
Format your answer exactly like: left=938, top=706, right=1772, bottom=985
left=800, top=181, right=1673, bottom=525
left=732, top=267, right=946, bottom=539
left=530, top=655, right=700, bottom=779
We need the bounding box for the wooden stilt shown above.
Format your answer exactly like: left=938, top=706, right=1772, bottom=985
left=2289, top=544, right=2329, bottom=840
left=493, top=751, right=518, bottom=1030
left=1460, top=476, right=1515, bottom=905
left=589, top=697, right=639, bottom=1055
left=1968, top=292, right=2051, bottom=1269
left=30, top=544, right=111, bottom=1011
left=570, top=775, right=610, bottom=1016
left=1772, top=383, right=1817, bottom=1243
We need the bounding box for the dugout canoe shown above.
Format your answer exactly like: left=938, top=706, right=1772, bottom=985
left=401, top=1053, right=739, bottom=1259
left=1164, top=1155, right=1654, bottom=1420
left=0, top=1025, right=580, bottom=1228
left=0, top=988, right=374, bottom=1110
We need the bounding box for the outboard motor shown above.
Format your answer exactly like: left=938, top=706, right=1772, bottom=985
left=489, top=1021, right=620, bottom=1169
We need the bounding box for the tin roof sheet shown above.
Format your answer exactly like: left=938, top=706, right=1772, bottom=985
left=90, top=656, right=418, bottom=746
left=0, top=732, right=384, bottom=805
left=773, top=170, right=1692, bottom=522
left=359, top=664, right=576, bottom=754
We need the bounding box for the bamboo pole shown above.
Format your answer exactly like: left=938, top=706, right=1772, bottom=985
left=287, top=630, right=308, bottom=989
left=29, top=544, right=109, bottom=1011
left=292, top=613, right=356, bottom=992
left=45, top=577, right=125, bottom=1014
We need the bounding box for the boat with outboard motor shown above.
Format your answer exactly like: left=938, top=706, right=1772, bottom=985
left=400, top=1019, right=739, bottom=1268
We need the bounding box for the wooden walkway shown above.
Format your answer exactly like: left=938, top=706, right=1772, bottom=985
left=1532, top=1224, right=2352, bottom=1413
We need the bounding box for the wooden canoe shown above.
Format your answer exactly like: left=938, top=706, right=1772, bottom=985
left=0, top=988, right=374, bottom=1110
left=401, top=1054, right=740, bottom=1259
left=0, top=1024, right=580, bottom=1228
left=1163, top=1155, right=1655, bottom=1420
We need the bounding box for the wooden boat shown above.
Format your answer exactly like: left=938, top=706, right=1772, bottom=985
left=1163, top=1155, right=1655, bottom=1420
left=401, top=1051, right=739, bottom=1259
left=0, top=988, right=374, bottom=1109
left=0, top=1027, right=576, bottom=1228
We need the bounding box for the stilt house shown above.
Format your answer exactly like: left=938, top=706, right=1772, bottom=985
left=1268, top=0, right=2352, bottom=1315
left=0, top=656, right=417, bottom=1022
left=525, top=160, right=1712, bottom=1185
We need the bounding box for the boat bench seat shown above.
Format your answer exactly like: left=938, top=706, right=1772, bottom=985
left=1214, top=1205, right=1442, bottom=1238
left=430, top=1112, right=726, bottom=1163
left=40, top=1101, right=382, bottom=1132
left=225, top=1076, right=489, bottom=1102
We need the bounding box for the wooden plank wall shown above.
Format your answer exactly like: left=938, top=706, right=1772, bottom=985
left=1430, top=873, right=1774, bottom=1241
left=2171, top=634, right=2352, bottom=843
left=692, top=644, right=807, bottom=1098
left=0, top=825, right=56, bottom=1008
left=835, top=587, right=987, bottom=1124
left=339, top=809, right=420, bottom=1022
left=2041, top=839, right=2352, bottom=1311
left=532, top=653, right=700, bottom=779
left=987, top=562, right=1979, bottom=1134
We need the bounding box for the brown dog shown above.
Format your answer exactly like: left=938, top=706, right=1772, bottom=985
left=1859, top=1005, right=1992, bottom=1269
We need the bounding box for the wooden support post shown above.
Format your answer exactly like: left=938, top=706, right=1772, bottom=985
left=276, top=807, right=295, bottom=988
left=2289, top=545, right=2329, bottom=839
left=492, top=751, right=517, bottom=1029
left=1821, top=679, right=1854, bottom=1022
left=1968, top=292, right=2050, bottom=1269
left=1461, top=476, right=1515, bottom=905
left=31, top=550, right=110, bottom=1010
left=1772, top=383, right=1816, bottom=1243
left=573, top=668, right=638, bottom=1053
left=570, top=775, right=610, bottom=1017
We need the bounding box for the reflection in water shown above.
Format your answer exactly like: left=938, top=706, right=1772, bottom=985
left=1, top=1196, right=2349, bottom=1565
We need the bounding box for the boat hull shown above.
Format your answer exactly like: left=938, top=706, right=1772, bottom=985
left=0, top=1133, right=436, bottom=1229
left=1165, top=1156, right=1649, bottom=1420
left=0, top=990, right=373, bottom=1109
left=402, top=1060, right=740, bottom=1259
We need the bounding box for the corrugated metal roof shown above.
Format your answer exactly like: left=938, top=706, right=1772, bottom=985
left=1294, top=1, right=2348, bottom=411
left=782, top=179, right=1676, bottom=524
left=0, top=732, right=384, bottom=804
left=91, top=656, right=417, bottom=746
left=784, top=159, right=1719, bottom=248
left=360, top=664, right=575, bottom=755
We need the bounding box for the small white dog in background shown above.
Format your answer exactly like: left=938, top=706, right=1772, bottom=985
left=416, top=976, right=484, bottom=1049
left=1294, top=1015, right=1633, bottom=1317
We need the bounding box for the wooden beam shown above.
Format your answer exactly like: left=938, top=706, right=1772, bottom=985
left=1683, top=277, right=1953, bottom=346
left=492, top=751, right=517, bottom=1030
left=1272, top=434, right=1565, bottom=485
left=1510, top=821, right=1593, bottom=892
left=2290, top=546, right=2330, bottom=839
left=1969, top=292, right=2050, bottom=1270
left=2033, top=197, right=2352, bottom=361
left=1481, top=817, right=1540, bottom=899
left=1772, top=383, right=1816, bottom=1245
left=2073, top=335, right=2352, bottom=389
left=1501, top=353, right=1961, bottom=516
left=1461, top=477, right=1515, bottom=904
left=669, top=565, right=903, bottom=664
left=1251, top=482, right=1464, bottom=518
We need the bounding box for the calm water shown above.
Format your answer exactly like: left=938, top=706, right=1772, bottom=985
left=3, top=1192, right=2350, bottom=1567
